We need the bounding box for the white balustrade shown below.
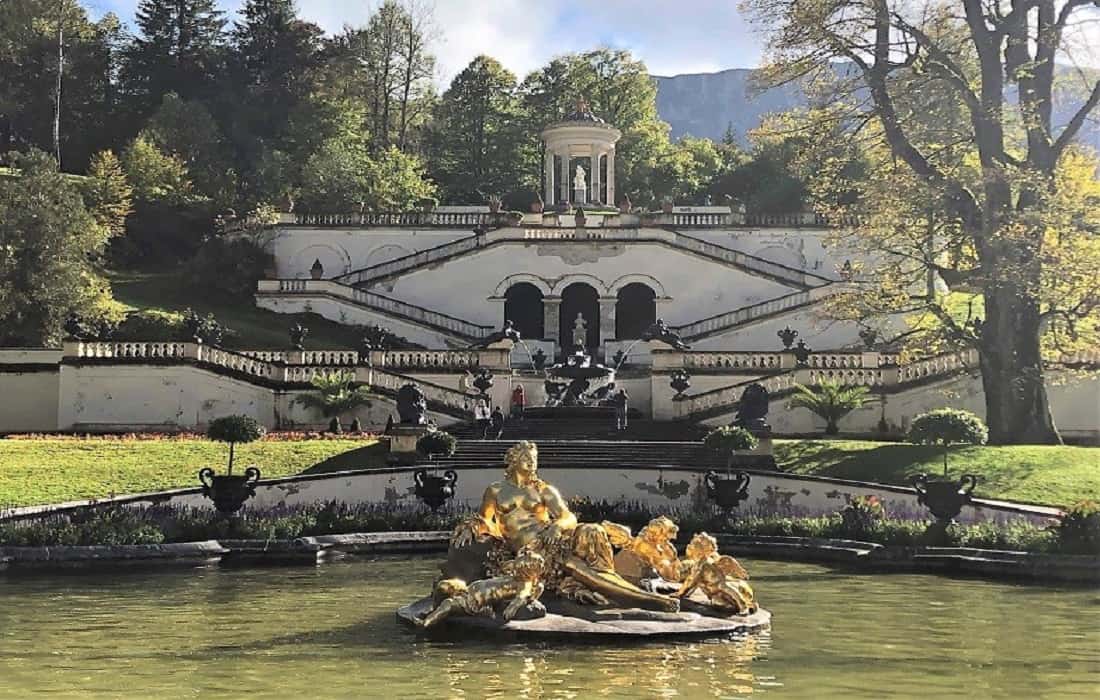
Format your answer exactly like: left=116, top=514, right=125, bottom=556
left=683, top=352, right=785, bottom=371
left=75, top=341, right=189, bottom=359
left=373, top=350, right=480, bottom=370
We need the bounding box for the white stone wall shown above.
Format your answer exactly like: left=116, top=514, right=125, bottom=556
left=690, top=308, right=911, bottom=351
left=255, top=294, right=468, bottom=348
left=380, top=240, right=798, bottom=328
left=268, top=227, right=470, bottom=279
left=0, top=370, right=59, bottom=433
left=139, top=465, right=1058, bottom=524
left=54, top=364, right=458, bottom=433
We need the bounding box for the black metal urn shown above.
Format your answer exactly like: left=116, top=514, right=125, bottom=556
left=910, top=473, right=978, bottom=522
left=705, top=470, right=751, bottom=513
left=670, top=370, right=692, bottom=397
left=414, top=468, right=458, bottom=512
left=199, top=466, right=262, bottom=517
left=472, top=368, right=494, bottom=396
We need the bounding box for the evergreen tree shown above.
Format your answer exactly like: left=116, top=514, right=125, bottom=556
left=122, top=0, right=227, bottom=119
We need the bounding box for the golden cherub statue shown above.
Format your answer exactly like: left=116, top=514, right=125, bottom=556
left=448, top=440, right=678, bottom=612
left=676, top=533, right=757, bottom=614
left=417, top=549, right=547, bottom=628
left=604, top=516, right=683, bottom=583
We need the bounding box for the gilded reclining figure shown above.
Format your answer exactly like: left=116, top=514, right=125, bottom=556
left=676, top=533, right=757, bottom=614
left=448, top=441, right=679, bottom=612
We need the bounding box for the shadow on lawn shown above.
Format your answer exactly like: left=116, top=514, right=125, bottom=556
left=775, top=441, right=1030, bottom=489
left=302, top=442, right=390, bottom=475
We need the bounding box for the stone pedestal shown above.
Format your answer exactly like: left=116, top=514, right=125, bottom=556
left=388, top=424, right=434, bottom=462
left=574, top=186, right=587, bottom=205
left=731, top=429, right=776, bottom=470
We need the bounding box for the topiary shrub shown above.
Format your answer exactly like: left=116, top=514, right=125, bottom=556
left=908, top=408, right=988, bottom=476
left=329, top=417, right=342, bottom=434
left=350, top=417, right=363, bottom=433
left=703, top=426, right=759, bottom=467
left=206, top=415, right=266, bottom=475
left=1058, top=500, right=1100, bottom=554
left=416, top=430, right=457, bottom=460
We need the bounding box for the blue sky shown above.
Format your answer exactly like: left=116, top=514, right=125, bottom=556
left=84, top=0, right=769, bottom=83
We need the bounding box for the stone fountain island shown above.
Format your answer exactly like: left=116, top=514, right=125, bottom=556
left=397, top=441, right=771, bottom=639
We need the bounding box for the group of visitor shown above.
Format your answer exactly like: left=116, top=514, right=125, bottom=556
left=473, top=386, right=528, bottom=439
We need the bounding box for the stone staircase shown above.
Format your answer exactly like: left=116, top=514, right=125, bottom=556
left=406, top=439, right=724, bottom=472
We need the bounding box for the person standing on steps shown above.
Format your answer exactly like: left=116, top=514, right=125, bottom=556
left=511, top=385, right=526, bottom=420
left=474, top=397, right=491, bottom=438
left=490, top=406, right=505, bottom=439
left=613, top=388, right=629, bottom=432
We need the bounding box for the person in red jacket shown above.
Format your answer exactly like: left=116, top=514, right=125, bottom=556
left=511, top=385, right=526, bottom=419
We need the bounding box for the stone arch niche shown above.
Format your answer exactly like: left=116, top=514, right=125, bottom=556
left=615, top=282, right=657, bottom=340
left=559, top=282, right=600, bottom=352
left=504, top=282, right=545, bottom=340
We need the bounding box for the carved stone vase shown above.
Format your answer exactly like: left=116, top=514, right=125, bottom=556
left=910, top=474, right=978, bottom=523
left=705, top=470, right=751, bottom=513
left=414, top=468, right=458, bottom=512
left=199, top=467, right=262, bottom=517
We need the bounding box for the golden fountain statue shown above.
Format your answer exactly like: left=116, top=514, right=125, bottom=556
left=402, top=441, right=766, bottom=634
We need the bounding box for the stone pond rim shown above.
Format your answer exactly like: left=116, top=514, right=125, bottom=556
left=396, top=597, right=772, bottom=639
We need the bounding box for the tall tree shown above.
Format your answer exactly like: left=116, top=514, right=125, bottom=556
left=230, top=0, right=322, bottom=139
left=429, top=55, right=531, bottom=202
left=0, top=150, right=116, bottom=345
left=744, top=0, right=1100, bottom=443
left=122, top=0, right=227, bottom=120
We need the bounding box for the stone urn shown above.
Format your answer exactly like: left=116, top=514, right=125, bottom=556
left=413, top=468, right=458, bottom=512
left=705, top=470, right=751, bottom=513
left=911, top=473, right=979, bottom=522
left=199, top=466, right=262, bottom=517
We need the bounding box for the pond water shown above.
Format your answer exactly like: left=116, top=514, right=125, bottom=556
left=1, top=557, right=1097, bottom=699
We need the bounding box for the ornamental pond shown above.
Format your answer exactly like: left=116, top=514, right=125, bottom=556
left=2, top=556, right=1097, bottom=698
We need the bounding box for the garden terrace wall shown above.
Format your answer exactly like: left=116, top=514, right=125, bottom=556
left=2, top=465, right=1061, bottom=527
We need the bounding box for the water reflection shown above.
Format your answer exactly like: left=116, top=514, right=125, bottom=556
left=1, top=557, right=1098, bottom=699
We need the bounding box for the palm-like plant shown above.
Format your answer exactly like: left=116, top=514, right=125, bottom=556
left=296, top=370, right=374, bottom=423
left=788, top=379, right=870, bottom=435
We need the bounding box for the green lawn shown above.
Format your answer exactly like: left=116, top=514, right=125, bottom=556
left=774, top=440, right=1100, bottom=507
left=110, top=270, right=366, bottom=349
left=2, top=437, right=1094, bottom=509
left=0, top=437, right=381, bottom=509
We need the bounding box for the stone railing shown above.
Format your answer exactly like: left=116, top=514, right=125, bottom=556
left=674, top=289, right=838, bottom=340
left=292, top=211, right=496, bottom=228
left=682, top=352, right=787, bottom=371
left=70, top=341, right=190, bottom=360
left=335, top=235, right=484, bottom=285
left=897, top=350, right=979, bottom=384
left=647, top=212, right=733, bottom=227
left=240, top=350, right=360, bottom=366
left=673, top=373, right=799, bottom=418
left=366, top=367, right=475, bottom=416
left=370, top=349, right=481, bottom=371
left=673, top=349, right=980, bottom=419
left=257, top=279, right=494, bottom=340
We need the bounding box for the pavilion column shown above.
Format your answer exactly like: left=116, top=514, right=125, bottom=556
left=559, top=153, right=570, bottom=204
left=543, top=296, right=562, bottom=351
left=590, top=148, right=602, bottom=205
left=607, top=148, right=617, bottom=207
left=599, top=296, right=617, bottom=348
left=544, top=150, right=556, bottom=205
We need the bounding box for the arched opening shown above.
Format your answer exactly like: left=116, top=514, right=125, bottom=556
left=559, top=282, right=599, bottom=352
left=615, top=283, right=657, bottom=340
left=504, top=283, right=544, bottom=340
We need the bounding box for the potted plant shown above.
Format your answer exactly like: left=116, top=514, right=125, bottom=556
left=788, top=379, right=870, bottom=435
left=907, top=408, right=987, bottom=529
left=414, top=431, right=459, bottom=511
left=702, top=426, right=759, bottom=512
left=199, top=415, right=267, bottom=517
left=295, top=369, right=374, bottom=432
